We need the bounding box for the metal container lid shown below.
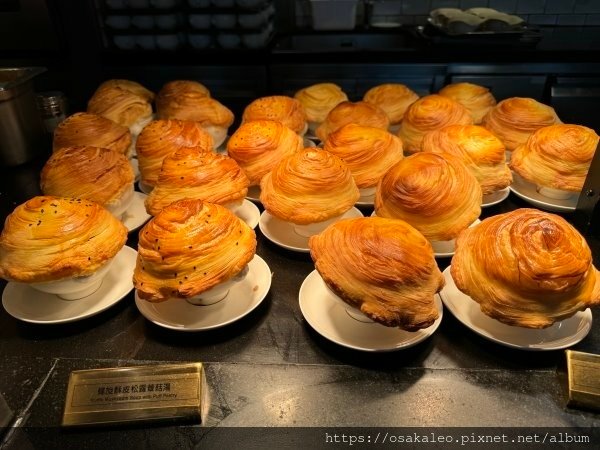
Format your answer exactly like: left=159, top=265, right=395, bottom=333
left=0, top=67, right=47, bottom=100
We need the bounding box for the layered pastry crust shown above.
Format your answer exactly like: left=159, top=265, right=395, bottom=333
left=323, top=124, right=404, bottom=189
left=53, top=112, right=132, bottom=155
left=88, top=79, right=154, bottom=129
left=40, top=146, right=134, bottom=207
left=0, top=196, right=127, bottom=283
left=421, top=124, right=512, bottom=195
left=145, top=148, right=249, bottom=216
left=375, top=153, right=482, bottom=241
left=242, top=95, right=307, bottom=136
left=363, top=83, right=419, bottom=125
left=309, top=217, right=445, bottom=331
left=510, top=124, right=599, bottom=192
left=136, top=119, right=214, bottom=187
left=134, top=199, right=256, bottom=302
left=397, top=94, right=473, bottom=153
left=438, top=82, right=496, bottom=124
left=294, top=83, right=349, bottom=124
left=226, top=120, right=304, bottom=186
left=481, top=97, right=561, bottom=151
left=260, top=148, right=359, bottom=224
left=451, top=208, right=600, bottom=328
left=316, top=101, right=390, bottom=142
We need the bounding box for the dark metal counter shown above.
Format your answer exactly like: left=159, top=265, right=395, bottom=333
left=0, top=152, right=598, bottom=449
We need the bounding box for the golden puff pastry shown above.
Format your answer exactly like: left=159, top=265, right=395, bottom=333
left=438, top=82, right=496, bottom=124
left=421, top=124, right=512, bottom=195
left=363, top=83, right=419, bottom=126
left=260, top=148, right=359, bottom=224
left=53, top=112, right=132, bottom=155
left=0, top=196, right=127, bottom=283
left=375, top=153, right=482, bottom=242
left=481, top=97, right=561, bottom=151
left=134, top=199, right=256, bottom=302
left=309, top=217, right=444, bottom=330
left=136, top=119, right=214, bottom=187
left=156, top=80, right=233, bottom=147
left=87, top=79, right=154, bottom=133
left=451, top=208, right=600, bottom=328
left=316, top=101, right=390, bottom=142
left=226, top=120, right=304, bottom=186
left=242, top=95, right=307, bottom=136
left=294, top=83, right=348, bottom=124
left=323, top=123, right=404, bottom=189
left=510, top=124, right=599, bottom=192
left=397, top=94, right=473, bottom=153
left=145, top=148, right=249, bottom=216
left=40, top=146, right=134, bottom=210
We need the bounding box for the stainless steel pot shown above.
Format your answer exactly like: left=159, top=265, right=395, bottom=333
left=0, top=67, right=47, bottom=166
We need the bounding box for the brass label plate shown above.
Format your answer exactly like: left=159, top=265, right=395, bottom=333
left=566, top=350, right=600, bottom=411
left=62, top=363, right=205, bottom=427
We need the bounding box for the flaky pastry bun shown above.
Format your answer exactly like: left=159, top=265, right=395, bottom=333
left=145, top=148, right=249, bottom=216
left=309, top=217, right=444, bottom=331
left=323, top=124, right=404, bottom=189
left=53, top=112, right=132, bottom=155
left=510, top=124, right=599, bottom=192
left=363, top=83, right=419, bottom=125
left=242, top=95, right=307, bottom=136
left=481, top=97, right=561, bottom=151
left=136, top=119, right=214, bottom=187
left=226, top=120, right=304, bottom=186
left=438, top=82, right=496, bottom=124
left=315, top=101, right=390, bottom=142
left=421, top=124, right=512, bottom=195
left=134, top=199, right=256, bottom=302
left=451, top=208, right=600, bottom=328
left=260, top=148, right=359, bottom=224
left=0, top=196, right=127, bottom=283
left=40, top=146, right=134, bottom=209
left=375, top=153, right=482, bottom=241
left=88, top=79, right=154, bottom=131
left=294, top=83, right=348, bottom=124
left=397, top=95, right=473, bottom=153
left=156, top=80, right=233, bottom=147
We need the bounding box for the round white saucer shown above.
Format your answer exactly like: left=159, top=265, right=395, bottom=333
left=246, top=185, right=261, bottom=203
left=134, top=255, right=271, bottom=331
left=356, top=192, right=375, bottom=207
left=1, top=246, right=137, bottom=324
left=122, top=191, right=152, bottom=232
left=439, top=266, right=592, bottom=351
left=509, top=172, right=578, bottom=213
left=481, top=187, right=510, bottom=208
left=299, top=270, right=443, bottom=352
left=259, top=207, right=364, bottom=253
left=137, top=180, right=154, bottom=195
left=130, top=158, right=140, bottom=183
left=235, top=199, right=260, bottom=229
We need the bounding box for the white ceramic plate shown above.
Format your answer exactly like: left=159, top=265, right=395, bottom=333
left=356, top=191, right=375, bottom=207
left=246, top=185, right=261, bottom=203
left=235, top=199, right=260, bottom=229
left=130, top=158, right=140, bottom=182
left=509, top=172, right=578, bottom=213
left=134, top=255, right=271, bottom=331
left=299, top=270, right=443, bottom=352
left=481, top=187, right=510, bottom=208
left=2, top=246, right=137, bottom=324
left=439, top=266, right=593, bottom=351
left=259, top=207, right=364, bottom=253
left=122, top=192, right=152, bottom=233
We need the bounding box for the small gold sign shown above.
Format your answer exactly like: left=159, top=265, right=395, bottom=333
left=62, top=363, right=206, bottom=427
left=566, top=350, right=600, bottom=411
